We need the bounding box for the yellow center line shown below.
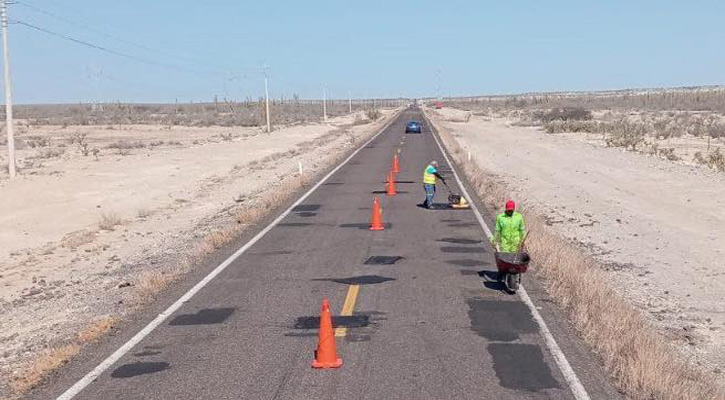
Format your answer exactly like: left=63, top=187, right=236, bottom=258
left=334, top=284, right=360, bottom=337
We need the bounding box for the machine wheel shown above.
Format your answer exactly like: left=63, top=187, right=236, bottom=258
left=505, top=273, right=520, bottom=293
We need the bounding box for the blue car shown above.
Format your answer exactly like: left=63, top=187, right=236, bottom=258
left=405, top=120, right=422, bottom=133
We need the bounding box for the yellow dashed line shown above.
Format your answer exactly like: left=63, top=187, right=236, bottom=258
left=334, top=284, right=360, bottom=337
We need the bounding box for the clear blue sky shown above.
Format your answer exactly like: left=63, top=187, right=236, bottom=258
left=8, top=0, right=725, bottom=104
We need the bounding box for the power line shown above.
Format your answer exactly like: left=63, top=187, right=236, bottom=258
left=15, top=1, right=232, bottom=74
left=12, top=18, right=223, bottom=77
left=15, top=1, right=261, bottom=76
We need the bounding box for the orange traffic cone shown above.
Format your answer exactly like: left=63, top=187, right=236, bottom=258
left=386, top=170, right=397, bottom=196
left=392, top=154, right=400, bottom=173
left=312, top=297, right=343, bottom=369
left=370, top=197, right=385, bottom=231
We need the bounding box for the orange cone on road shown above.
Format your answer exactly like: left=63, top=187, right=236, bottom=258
left=386, top=170, right=397, bottom=196
left=392, top=154, right=400, bottom=173
left=312, top=297, right=343, bottom=369
left=370, top=197, right=385, bottom=231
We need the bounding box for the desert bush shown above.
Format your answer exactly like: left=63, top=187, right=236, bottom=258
left=708, top=122, right=725, bottom=139
left=605, top=120, right=650, bottom=150
left=544, top=120, right=600, bottom=133
left=25, top=136, right=51, bottom=148
left=68, top=132, right=87, bottom=146
left=366, top=108, right=382, bottom=121
left=537, top=107, right=592, bottom=123
left=31, top=148, right=64, bottom=159
left=98, top=213, right=122, bottom=230
left=649, top=144, right=680, bottom=161
left=352, top=116, right=370, bottom=125
left=106, top=140, right=145, bottom=150
left=694, top=148, right=725, bottom=171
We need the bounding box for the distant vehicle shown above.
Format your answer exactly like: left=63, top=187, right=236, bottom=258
left=435, top=101, right=443, bottom=109
left=405, top=120, right=422, bottom=133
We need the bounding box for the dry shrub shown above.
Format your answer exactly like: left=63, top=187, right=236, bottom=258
left=106, top=140, right=145, bottom=150
left=428, top=111, right=724, bottom=400
left=135, top=270, right=180, bottom=300
left=98, top=213, right=123, bottom=231
left=605, top=120, right=651, bottom=150
left=537, top=107, right=593, bottom=123
left=199, top=230, right=236, bottom=252
left=25, top=135, right=51, bottom=148
left=352, top=116, right=370, bottom=126
left=29, top=148, right=64, bottom=160
left=544, top=120, right=600, bottom=134
left=366, top=108, right=382, bottom=121
left=236, top=206, right=265, bottom=225
left=694, top=148, right=725, bottom=172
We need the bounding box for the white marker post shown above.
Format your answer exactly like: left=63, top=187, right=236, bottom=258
left=1, top=0, right=15, bottom=178
left=263, top=66, right=271, bottom=133
left=298, top=161, right=303, bottom=176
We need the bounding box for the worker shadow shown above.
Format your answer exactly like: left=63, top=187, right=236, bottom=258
left=479, top=270, right=506, bottom=292
left=415, top=203, right=453, bottom=210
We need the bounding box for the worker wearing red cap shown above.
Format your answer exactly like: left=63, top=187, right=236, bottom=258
left=492, top=200, right=526, bottom=252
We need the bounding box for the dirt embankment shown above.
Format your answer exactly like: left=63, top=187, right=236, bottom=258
left=0, top=109, right=398, bottom=396
left=427, top=107, right=725, bottom=377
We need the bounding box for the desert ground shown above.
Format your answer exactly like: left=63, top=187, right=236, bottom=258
left=0, top=106, right=398, bottom=394
left=426, top=102, right=725, bottom=376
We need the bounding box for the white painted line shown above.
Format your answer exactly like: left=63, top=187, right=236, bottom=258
left=56, top=111, right=402, bottom=400
left=425, top=112, right=592, bottom=400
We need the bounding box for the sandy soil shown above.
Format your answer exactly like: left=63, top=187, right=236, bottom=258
left=0, top=109, right=397, bottom=392
left=427, top=107, right=725, bottom=374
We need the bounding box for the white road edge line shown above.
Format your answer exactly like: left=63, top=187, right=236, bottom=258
left=56, top=111, right=402, bottom=400
left=426, top=113, right=592, bottom=400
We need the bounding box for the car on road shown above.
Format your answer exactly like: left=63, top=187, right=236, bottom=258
left=405, top=120, right=422, bottom=133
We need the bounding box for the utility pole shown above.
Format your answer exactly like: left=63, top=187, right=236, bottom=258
left=263, top=65, right=271, bottom=133
left=1, top=0, right=15, bottom=178
left=348, top=91, right=352, bottom=114
left=322, top=87, right=328, bottom=123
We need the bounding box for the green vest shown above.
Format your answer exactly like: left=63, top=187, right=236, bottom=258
left=494, top=212, right=526, bottom=252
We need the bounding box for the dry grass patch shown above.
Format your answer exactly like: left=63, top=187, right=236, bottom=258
left=9, top=315, right=120, bottom=396
left=135, top=269, right=181, bottom=300
left=77, top=316, right=121, bottom=344
left=429, top=111, right=725, bottom=400
left=98, top=213, right=123, bottom=231
left=10, top=344, right=80, bottom=395
left=60, top=229, right=97, bottom=249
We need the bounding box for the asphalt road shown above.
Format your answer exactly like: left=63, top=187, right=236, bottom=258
left=40, top=107, right=621, bottom=400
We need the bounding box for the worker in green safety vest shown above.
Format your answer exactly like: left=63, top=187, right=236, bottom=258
left=421, top=160, right=445, bottom=209
left=492, top=200, right=526, bottom=252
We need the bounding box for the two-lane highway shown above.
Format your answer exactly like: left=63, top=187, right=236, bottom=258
left=42, top=108, right=620, bottom=400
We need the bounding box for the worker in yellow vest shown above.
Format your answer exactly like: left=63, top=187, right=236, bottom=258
left=421, top=160, right=446, bottom=209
